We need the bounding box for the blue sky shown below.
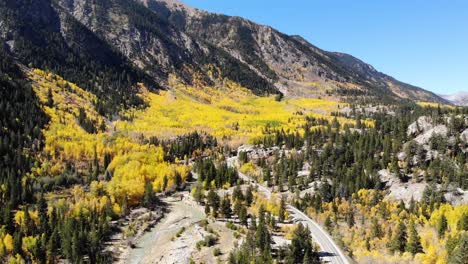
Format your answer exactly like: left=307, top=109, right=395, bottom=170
left=183, top=0, right=468, bottom=95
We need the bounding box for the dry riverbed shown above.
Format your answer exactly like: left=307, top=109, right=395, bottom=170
left=113, top=191, right=239, bottom=264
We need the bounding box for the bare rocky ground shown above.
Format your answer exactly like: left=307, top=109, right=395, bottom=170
left=111, top=190, right=244, bottom=264
left=106, top=207, right=164, bottom=263
left=378, top=169, right=428, bottom=203
left=137, top=194, right=205, bottom=264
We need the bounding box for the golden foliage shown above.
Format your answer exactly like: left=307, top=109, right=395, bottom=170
left=250, top=193, right=286, bottom=218
left=28, top=68, right=362, bottom=210
left=29, top=70, right=190, bottom=205
left=3, top=234, right=13, bottom=252
left=116, top=78, right=358, bottom=144
left=308, top=189, right=467, bottom=263
left=30, top=69, right=108, bottom=175
left=417, top=102, right=454, bottom=109
left=106, top=146, right=190, bottom=205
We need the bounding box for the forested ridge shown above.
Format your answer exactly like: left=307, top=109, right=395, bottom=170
left=0, top=48, right=48, bottom=220
left=0, top=0, right=153, bottom=116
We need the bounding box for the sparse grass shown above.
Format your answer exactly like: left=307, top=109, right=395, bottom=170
left=172, top=226, right=187, bottom=241
left=225, top=222, right=238, bottom=231
left=176, top=227, right=186, bottom=237
left=196, top=234, right=218, bottom=250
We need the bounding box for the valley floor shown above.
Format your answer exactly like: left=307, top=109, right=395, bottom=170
left=118, top=191, right=237, bottom=264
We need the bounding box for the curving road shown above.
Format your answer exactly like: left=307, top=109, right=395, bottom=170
left=287, top=205, right=350, bottom=264
left=227, top=156, right=350, bottom=264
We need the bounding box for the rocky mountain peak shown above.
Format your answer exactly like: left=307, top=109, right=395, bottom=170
left=0, top=0, right=448, bottom=104
left=142, top=0, right=196, bottom=15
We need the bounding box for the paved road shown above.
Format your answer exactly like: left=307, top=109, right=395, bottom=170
left=227, top=157, right=350, bottom=264
left=287, top=205, right=350, bottom=264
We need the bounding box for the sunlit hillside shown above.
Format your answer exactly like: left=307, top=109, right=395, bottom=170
left=28, top=69, right=366, bottom=203
left=116, top=77, right=369, bottom=145
left=417, top=101, right=455, bottom=109
left=30, top=69, right=190, bottom=205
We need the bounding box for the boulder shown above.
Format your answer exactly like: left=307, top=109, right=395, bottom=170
left=397, top=151, right=407, bottom=161
left=461, top=128, right=468, bottom=143
left=414, top=125, right=448, bottom=145
left=407, top=116, right=433, bottom=136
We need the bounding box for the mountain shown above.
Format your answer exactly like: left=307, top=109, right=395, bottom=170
left=0, top=0, right=447, bottom=107
left=137, top=0, right=447, bottom=103
left=441, top=91, right=468, bottom=106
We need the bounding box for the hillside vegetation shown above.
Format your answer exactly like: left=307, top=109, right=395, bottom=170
left=116, top=76, right=367, bottom=144
left=0, top=60, right=466, bottom=263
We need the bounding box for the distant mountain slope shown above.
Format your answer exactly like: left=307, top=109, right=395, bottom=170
left=0, top=0, right=447, bottom=105
left=0, top=0, right=154, bottom=114
left=441, top=92, right=468, bottom=106
left=143, top=0, right=447, bottom=103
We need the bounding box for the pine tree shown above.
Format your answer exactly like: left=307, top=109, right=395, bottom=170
left=207, top=190, right=220, bottom=217
left=47, top=228, right=59, bottom=263
left=191, top=184, right=204, bottom=204
left=406, top=221, right=423, bottom=255
left=437, top=214, right=448, bottom=238
left=347, top=209, right=355, bottom=228
left=287, top=223, right=319, bottom=264
left=204, top=203, right=211, bottom=215
left=279, top=195, right=286, bottom=223
left=319, top=178, right=333, bottom=202
left=92, top=147, right=99, bottom=181
left=324, top=215, right=333, bottom=232
left=239, top=151, right=248, bottom=165
left=244, top=186, right=254, bottom=206
left=46, top=87, right=54, bottom=107
left=408, top=196, right=416, bottom=214
left=220, top=196, right=232, bottom=218
left=371, top=218, right=382, bottom=238
left=38, top=194, right=49, bottom=235
left=23, top=209, right=33, bottom=235
left=162, top=175, right=168, bottom=192
left=239, top=206, right=248, bottom=227
left=457, top=213, right=468, bottom=231
left=174, top=172, right=183, bottom=189
left=255, top=207, right=271, bottom=252
left=142, top=182, right=156, bottom=208
left=263, top=168, right=272, bottom=186
left=389, top=221, right=407, bottom=253
left=232, top=186, right=244, bottom=202
left=13, top=231, right=22, bottom=255
left=448, top=233, right=468, bottom=264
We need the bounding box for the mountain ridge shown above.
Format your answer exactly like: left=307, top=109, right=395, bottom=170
left=0, top=0, right=448, bottom=106
left=441, top=91, right=468, bottom=106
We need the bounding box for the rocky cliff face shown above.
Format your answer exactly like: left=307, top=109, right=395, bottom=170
left=0, top=0, right=447, bottom=104
left=140, top=0, right=446, bottom=103
left=56, top=0, right=279, bottom=95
